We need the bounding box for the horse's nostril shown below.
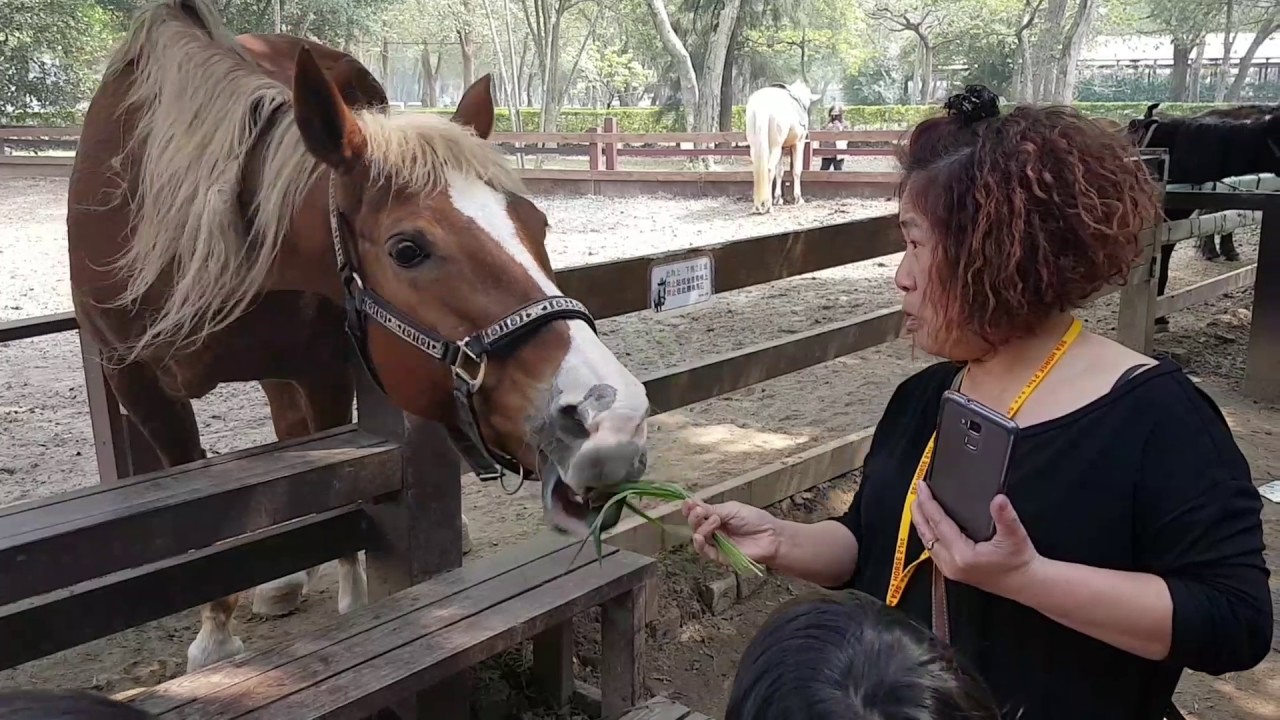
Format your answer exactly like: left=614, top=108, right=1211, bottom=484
left=554, top=402, right=589, bottom=439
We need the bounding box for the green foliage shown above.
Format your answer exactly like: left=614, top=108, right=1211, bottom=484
left=0, top=0, right=120, bottom=123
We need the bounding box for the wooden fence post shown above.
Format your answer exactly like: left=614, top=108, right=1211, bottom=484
left=354, top=362, right=468, bottom=718
left=79, top=333, right=163, bottom=484
left=602, top=117, right=618, bottom=171
left=587, top=127, right=603, bottom=172
left=1116, top=237, right=1158, bottom=355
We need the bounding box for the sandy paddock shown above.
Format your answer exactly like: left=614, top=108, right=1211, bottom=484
left=0, top=176, right=1274, bottom=719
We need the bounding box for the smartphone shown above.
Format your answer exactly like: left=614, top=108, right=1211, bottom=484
left=926, top=390, right=1019, bottom=543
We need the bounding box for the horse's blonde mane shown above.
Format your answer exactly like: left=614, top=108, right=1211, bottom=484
left=100, top=0, right=520, bottom=363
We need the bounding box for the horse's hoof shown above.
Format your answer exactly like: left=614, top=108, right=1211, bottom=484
left=1223, top=251, right=1241, bottom=262
left=186, top=631, right=244, bottom=673
left=252, top=573, right=308, bottom=617
left=462, top=514, right=474, bottom=555
left=1154, top=318, right=1170, bottom=335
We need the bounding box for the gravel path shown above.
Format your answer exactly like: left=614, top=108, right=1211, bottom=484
left=0, top=175, right=1260, bottom=694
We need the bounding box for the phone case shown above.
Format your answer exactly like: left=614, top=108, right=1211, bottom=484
left=927, top=390, right=1019, bottom=543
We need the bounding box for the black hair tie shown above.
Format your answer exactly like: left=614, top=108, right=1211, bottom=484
left=944, top=84, right=1000, bottom=125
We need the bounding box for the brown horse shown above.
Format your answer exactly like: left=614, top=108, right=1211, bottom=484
left=68, top=0, right=650, bottom=673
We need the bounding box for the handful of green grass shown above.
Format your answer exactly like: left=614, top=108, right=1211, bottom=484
left=574, top=481, right=766, bottom=577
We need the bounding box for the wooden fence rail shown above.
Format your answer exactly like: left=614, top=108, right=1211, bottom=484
left=0, top=122, right=905, bottom=197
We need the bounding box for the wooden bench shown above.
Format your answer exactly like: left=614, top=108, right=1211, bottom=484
left=0, top=425, right=398, bottom=669
left=120, top=532, right=655, bottom=719
left=620, top=697, right=713, bottom=720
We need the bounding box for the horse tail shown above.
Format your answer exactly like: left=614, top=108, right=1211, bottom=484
left=746, top=104, right=771, bottom=210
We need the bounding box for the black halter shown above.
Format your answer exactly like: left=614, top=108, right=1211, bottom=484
left=327, top=173, right=597, bottom=488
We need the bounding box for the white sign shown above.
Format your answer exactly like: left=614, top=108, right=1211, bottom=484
left=1259, top=480, right=1280, bottom=504
left=649, top=254, right=714, bottom=314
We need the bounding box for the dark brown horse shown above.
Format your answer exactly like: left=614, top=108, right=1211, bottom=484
left=1124, top=102, right=1280, bottom=330
left=68, top=0, right=650, bottom=673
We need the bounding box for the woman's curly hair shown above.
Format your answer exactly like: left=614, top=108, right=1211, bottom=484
left=900, top=85, right=1160, bottom=349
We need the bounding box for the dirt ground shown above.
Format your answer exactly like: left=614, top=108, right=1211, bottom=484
left=1, top=177, right=1277, bottom=719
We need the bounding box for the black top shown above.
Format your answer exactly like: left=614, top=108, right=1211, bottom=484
left=838, top=359, right=1272, bottom=720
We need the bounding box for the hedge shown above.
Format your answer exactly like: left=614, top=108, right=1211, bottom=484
left=4, top=101, right=1227, bottom=133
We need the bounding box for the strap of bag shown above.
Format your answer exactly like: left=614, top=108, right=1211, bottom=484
left=931, top=367, right=967, bottom=645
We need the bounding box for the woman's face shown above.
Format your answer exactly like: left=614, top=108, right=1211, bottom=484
left=895, top=192, right=982, bottom=359
left=895, top=192, right=943, bottom=354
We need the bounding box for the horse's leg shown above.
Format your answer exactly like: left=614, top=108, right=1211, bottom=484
left=767, top=145, right=784, bottom=213
left=790, top=144, right=805, bottom=206
left=1196, top=234, right=1220, bottom=260
left=103, top=362, right=245, bottom=673
left=250, top=379, right=323, bottom=617
left=1220, top=231, right=1240, bottom=261
left=1155, top=242, right=1174, bottom=333
left=749, top=144, right=768, bottom=214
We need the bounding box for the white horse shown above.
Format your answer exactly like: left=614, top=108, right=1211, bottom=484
left=745, top=80, right=821, bottom=214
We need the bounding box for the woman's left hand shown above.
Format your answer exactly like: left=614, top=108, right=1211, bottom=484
left=912, top=481, right=1041, bottom=598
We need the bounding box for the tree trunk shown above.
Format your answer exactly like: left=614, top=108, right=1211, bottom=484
left=537, top=7, right=562, bottom=132
left=1051, top=0, right=1095, bottom=102
left=643, top=0, right=698, bottom=131
left=917, top=36, right=934, bottom=103
left=501, top=0, right=525, bottom=131
left=1030, top=0, right=1069, bottom=100
left=458, top=26, right=476, bottom=87
left=1215, top=0, right=1235, bottom=101
left=1170, top=38, right=1193, bottom=101
left=1010, top=0, right=1043, bottom=103
left=380, top=38, right=390, bottom=86
left=719, top=19, right=741, bottom=133
left=1189, top=36, right=1206, bottom=101
left=1226, top=17, right=1279, bottom=101
left=695, top=0, right=743, bottom=133
left=419, top=43, right=439, bottom=107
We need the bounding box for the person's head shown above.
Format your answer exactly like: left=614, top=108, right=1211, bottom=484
left=726, top=590, right=999, bottom=720
left=0, top=689, right=156, bottom=720
left=829, top=103, right=845, bottom=121
left=895, top=84, right=1160, bottom=361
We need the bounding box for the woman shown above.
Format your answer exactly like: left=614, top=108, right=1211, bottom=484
left=684, top=85, right=1272, bottom=720
left=727, top=589, right=998, bottom=719
left=819, top=104, right=848, bottom=171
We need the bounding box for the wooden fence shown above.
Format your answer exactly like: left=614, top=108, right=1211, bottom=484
left=0, top=122, right=903, bottom=198
left=1, top=159, right=1275, bottom=705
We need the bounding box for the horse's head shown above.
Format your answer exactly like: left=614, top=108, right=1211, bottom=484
left=290, top=48, right=649, bottom=535
left=784, top=79, right=822, bottom=108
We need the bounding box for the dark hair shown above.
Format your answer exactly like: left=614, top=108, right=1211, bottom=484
left=900, top=85, right=1160, bottom=349
left=726, top=590, right=999, bottom=720
left=0, top=690, right=156, bottom=720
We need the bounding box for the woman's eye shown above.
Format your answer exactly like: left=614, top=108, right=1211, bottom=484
left=389, top=238, right=429, bottom=268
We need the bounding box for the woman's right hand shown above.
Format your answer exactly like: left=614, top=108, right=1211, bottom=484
left=682, top=499, right=781, bottom=568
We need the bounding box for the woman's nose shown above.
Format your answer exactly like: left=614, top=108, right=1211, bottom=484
left=895, top=261, right=913, bottom=293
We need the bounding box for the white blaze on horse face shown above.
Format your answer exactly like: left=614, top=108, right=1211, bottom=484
left=446, top=174, right=650, bottom=496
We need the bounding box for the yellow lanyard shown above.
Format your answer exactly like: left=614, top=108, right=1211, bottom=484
left=885, top=317, right=1083, bottom=607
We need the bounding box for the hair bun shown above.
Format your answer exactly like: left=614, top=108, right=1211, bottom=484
left=944, top=85, right=1000, bottom=125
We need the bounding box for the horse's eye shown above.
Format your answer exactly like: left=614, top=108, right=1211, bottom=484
left=388, top=236, right=430, bottom=268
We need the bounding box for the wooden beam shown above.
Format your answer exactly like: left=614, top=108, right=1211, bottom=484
left=127, top=532, right=583, bottom=716
left=555, top=214, right=902, bottom=320
left=0, top=432, right=399, bottom=604
left=0, top=311, right=77, bottom=342
left=605, top=427, right=876, bottom=556
left=641, top=307, right=904, bottom=414
left=1155, top=264, right=1256, bottom=317
left=0, top=508, right=372, bottom=670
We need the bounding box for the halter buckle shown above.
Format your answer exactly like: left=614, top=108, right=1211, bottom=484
left=452, top=342, right=487, bottom=392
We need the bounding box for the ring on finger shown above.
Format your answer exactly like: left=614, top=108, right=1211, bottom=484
left=925, top=538, right=938, bottom=551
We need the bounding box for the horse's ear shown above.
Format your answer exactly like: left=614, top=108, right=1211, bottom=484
left=452, top=74, right=495, bottom=140
left=1144, top=102, right=1161, bottom=119
left=292, top=46, right=367, bottom=172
